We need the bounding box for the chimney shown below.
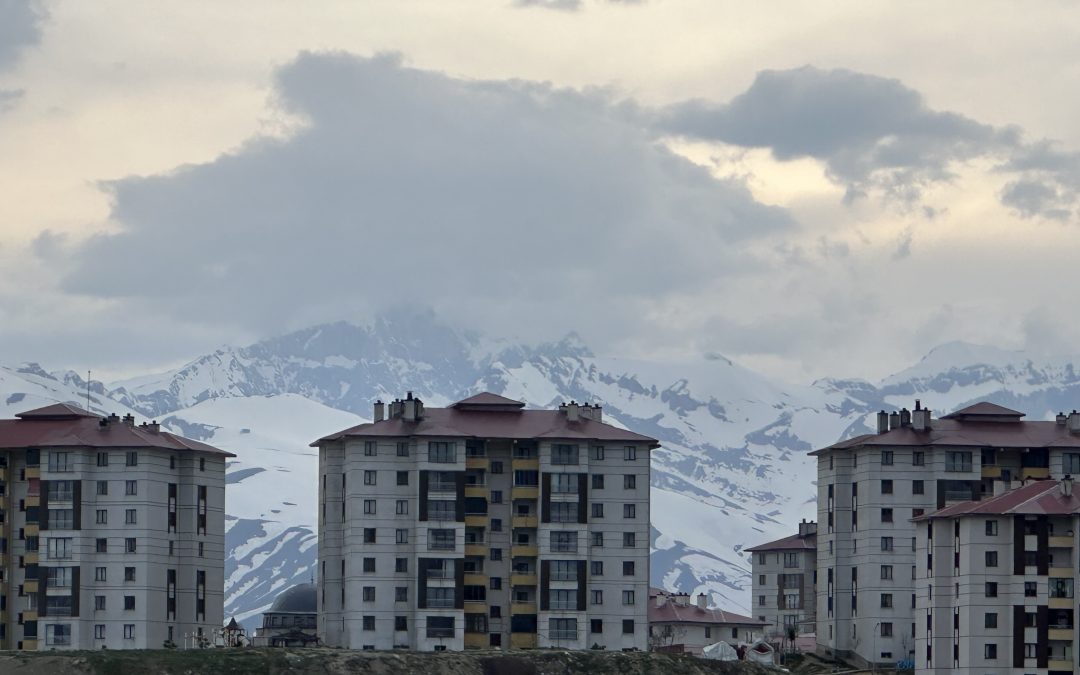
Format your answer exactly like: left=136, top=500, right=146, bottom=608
left=563, top=401, right=580, bottom=423
left=799, top=519, right=817, bottom=537
left=912, top=406, right=931, bottom=432
left=1057, top=412, right=1068, bottom=426
left=655, top=592, right=667, bottom=608
left=1069, top=411, right=1080, bottom=434
left=993, top=479, right=1010, bottom=497
left=389, top=399, right=404, bottom=419
left=876, top=411, right=889, bottom=434
left=899, top=408, right=911, bottom=427
left=696, top=593, right=707, bottom=609
left=144, top=420, right=159, bottom=433
left=889, top=411, right=901, bottom=430
left=373, top=400, right=385, bottom=423
left=1062, top=475, right=1074, bottom=498
left=122, top=413, right=135, bottom=426
left=108, top=413, right=120, bottom=424
left=403, top=393, right=417, bottom=422
left=676, top=593, right=690, bottom=607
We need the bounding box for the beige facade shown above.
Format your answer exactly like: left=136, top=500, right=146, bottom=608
left=315, top=393, right=657, bottom=651
left=0, top=404, right=230, bottom=650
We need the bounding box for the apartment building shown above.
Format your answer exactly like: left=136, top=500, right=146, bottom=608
left=747, top=519, right=817, bottom=636
left=914, top=477, right=1079, bottom=674
left=648, top=588, right=766, bottom=653
left=0, top=403, right=231, bottom=650
left=812, top=400, right=1080, bottom=669
left=314, top=392, right=657, bottom=651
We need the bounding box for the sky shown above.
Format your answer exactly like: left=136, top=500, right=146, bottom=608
left=2, top=0, right=1080, bottom=383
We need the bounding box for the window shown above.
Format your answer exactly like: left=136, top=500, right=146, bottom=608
left=490, top=548, right=502, bottom=561
left=551, top=560, right=578, bottom=581
left=97, top=480, right=108, bottom=496
left=913, top=451, right=924, bottom=466
left=591, top=561, right=603, bottom=576
left=125, top=509, right=137, bottom=525
left=590, top=531, right=604, bottom=547
left=49, top=509, right=73, bottom=529
left=396, top=529, right=409, bottom=544
left=1024, top=643, right=1037, bottom=658
left=624, top=474, right=636, bottom=489
left=395, top=471, right=409, bottom=487
left=395, top=558, right=408, bottom=573
left=395, top=616, right=408, bottom=631
left=123, top=624, right=135, bottom=639
left=396, top=441, right=409, bottom=457
left=880, top=537, right=893, bottom=551
left=984, top=612, right=997, bottom=629
left=364, top=528, right=376, bottom=543
left=879, top=622, right=892, bottom=637
left=549, top=617, right=577, bottom=640
left=880, top=479, right=893, bottom=494
left=490, top=460, right=503, bottom=474
left=428, top=442, right=456, bottom=463
left=96, top=452, right=109, bottom=466
left=395, top=499, right=408, bottom=515
left=622, top=619, right=635, bottom=634
left=1024, top=581, right=1037, bottom=597
left=881, top=451, right=893, bottom=465
left=124, top=595, right=135, bottom=610
left=551, top=589, right=575, bottom=610
left=985, top=551, right=998, bottom=567
left=945, top=451, right=972, bottom=472
left=881, top=508, right=893, bottom=523
left=48, top=452, right=71, bottom=472
left=364, top=470, right=376, bottom=486
left=985, top=520, right=998, bottom=536
left=428, top=529, right=454, bottom=551
left=984, top=582, right=997, bottom=597
left=623, top=504, right=636, bottom=519
left=490, top=577, right=502, bottom=590
left=758, top=595, right=766, bottom=607
left=624, top=446, right=637, bottom=461
left=490, top=490, right=503, bottom=504
left=427, top=616, right=454, bottom=638
left=880, top=593, right=892, bottom=608
left=363, top=558, right=376, bottom=573
left=490, top=606, right=502, bottom=618
left=94, top=624, right=105, bottom=639
left=623, top=561, right=635, bottom=576
left=759, top=574, right=766, bottom=585
left=622, top=589, right=635, bottom=605
left=551, top=473, right=578, bottom=494
left=125, top=566, right=136, bottom=581
left=198, top=542, right=204, bottom=557
left=125, top=538, right=137, bottom=553
left=623, top=532, right=636, bottom=548
left=912, top=508, right=924, bottom=518
left=880, top=565, right=893, bottom=580
left=125, top=480, right=137, bottom=496
left=514, top=470, right=539, bottom=486
left=47, top=537, right=72, bottom=560
left=591, top=590, right=603, bottom=605
left=364, top=500, right=376, bottom=515
left=551, top=531, right=579, bottom=552
left=95, top=567, right=106, bottom=582
left=590, top=446, right=604, bottom=461
left=1050, top=578, right=1074, bottom=598
left=47, top=480, right=74, bottom=501
left=96, top=538, right=108, bottom=553
left=96, top=509, right=107, bottom=525
left=552, top=444, right=579, bottom=465
left=783, top=552, right=799, bottom=568
left=551, top=502, right=579, bottom=523
left=47, top=567, right=73, bottom=587
left=363, top=586, right=376, bottom=602
left=364, top=441, right=377, bottom=456
left=591, top=619, right=603, bottom=634
left=592, top=474, right=604, bottom=490
left=126, top=451, right=138, bottom=467
left=592, top=503, right=604, bottom=518
left=983, top=643, right=997, bottom=659
left=912, top=480, right=924, bottom=495
left=363, top=616, right=376, bottom=631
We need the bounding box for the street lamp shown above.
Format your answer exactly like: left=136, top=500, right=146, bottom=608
left=871, top=622, right=881, bottom=674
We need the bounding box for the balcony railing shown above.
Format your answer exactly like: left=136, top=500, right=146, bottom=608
left=549, top=630, right=577, bottom=640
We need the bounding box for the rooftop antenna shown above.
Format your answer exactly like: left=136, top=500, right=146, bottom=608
left=86, top=370, right=91, bottom=413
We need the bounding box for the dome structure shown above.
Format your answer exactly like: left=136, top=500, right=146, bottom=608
left=268, top=583, right=317, bottom=614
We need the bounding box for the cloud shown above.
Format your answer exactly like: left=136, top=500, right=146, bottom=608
left=0, top=88, right=23, bottom=112
left=0, top=0, right=48, bottom=70
left=57, top=51, right=791, bottom=345
left=891, top=227, right=913, bottom=260
left=515, top=0, right=643, bottom=9
left=656, top=66, right=1018, bottom=206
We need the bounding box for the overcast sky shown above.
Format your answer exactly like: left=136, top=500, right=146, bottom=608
left=2, top=0, right=1080, bottom=383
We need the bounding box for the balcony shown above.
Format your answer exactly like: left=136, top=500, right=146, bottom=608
left=464, top=544, right=487, bottom=557
left=25, top=495, right=39, bottom=508
left=512, top=515, right=538, bottom=528
left=464, top=486, right=488, bottom=499
left=464, top=514, right=488, bottom=528
left=1022, top=467, right=1050, bottom=479
left=466, top=456, right=488, bottom=470
left=1050, top=566, right=1073, bottom=578
left=1049, top=535, right=1074, bottom=548
left=511, top=572, right=537, bottom=586
left=1049, top=661, right=1074, bottom=672
left=464, top=633, right=487, bottom=649
left=24, top=580, right=38, bottom=593
left=511, top=601, right=537, bottom=614
left=981, top=466, right=1002, bottom=479
left=430, top=481, right=457, bottom=493
left=24, top=467, right=39, bottom=479
left=1050, top=597, right=1072, bottom=609
left=512, top=458, right=539, bottom=471
left=512, top=544, right=538, bottom=558
left=464, top=573, right=487, bottom=586
left=1048, top=628, right=1073, bottom=641
left=512, top=486, right=539, bottom=499
left=511, top=633, right=537, bottom=649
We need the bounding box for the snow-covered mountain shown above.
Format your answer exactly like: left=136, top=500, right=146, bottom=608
left=6, top=313, right=1080, bottom=630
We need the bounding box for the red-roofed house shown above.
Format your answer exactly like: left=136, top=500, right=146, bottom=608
left=915, top=477, right=1079, bottom=674
left=647, top=587, right=766, bottom=655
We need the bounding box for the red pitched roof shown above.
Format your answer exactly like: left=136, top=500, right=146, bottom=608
left=811, top=419, right=1080, bottom=455
left=648, top=590, right=764, bottom=626
left=451, top=393, right=526, bottom=409
left=745, top=532, right=816, bottom=552
left=941, top=402, right=1025, bottom=420
left=314, top=395, right=658, bottom=447
left=916, top=479, right=1080, bottom=520
left=0, top=407, right=234, bottom=456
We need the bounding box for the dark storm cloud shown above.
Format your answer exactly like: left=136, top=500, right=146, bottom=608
left=0, top=0, right=47, bottom=69
left=657, top=66, right=1019, bottom=205
left=59, top=51, right=790, bottom=338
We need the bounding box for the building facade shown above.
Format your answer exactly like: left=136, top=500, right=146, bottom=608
left=314, top=392, right=657, bottom=651
left=648, top=587, right=765, bottom=654
left=0, top=403, right=231, bottom=650
left=916, top=478, right=1078, bottom=675
left=747, top=520, right=817, bottom=637
left=813, top=400, right=1080, bottom=669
